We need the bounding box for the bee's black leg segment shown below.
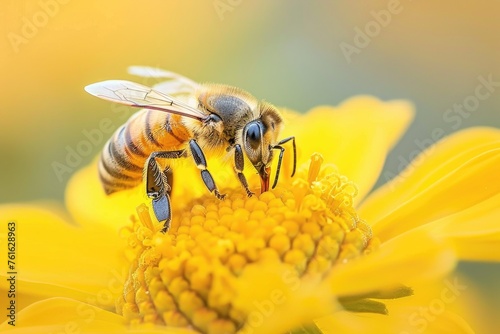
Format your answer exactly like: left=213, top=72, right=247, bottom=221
left=271, top=145, right=285, bottom=189
left=163, top=168, right=174, bottom=196
left=200, top=170, right=225, bottom=200
left=189, top=139, right=226, bottom=200
left=275, top=136, right=297, bottom=177
left=189, top=139, right=208, bottom=167
left=234, top=144, right=253, bottom=197
left=270, top=136, right=296, bottom=189
left=152, top=194, right=171, bottom=233
left=145, top=149, right=186, bottom=233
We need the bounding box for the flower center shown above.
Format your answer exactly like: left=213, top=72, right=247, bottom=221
left=117, top=154, right=377, bottom=333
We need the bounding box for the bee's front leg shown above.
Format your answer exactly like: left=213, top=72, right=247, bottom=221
left=270, top=136, right=297, bottom=189
left=189, top=139, right=226, bottom=200
left=234, top=144, right=254, bottom=197
left=145, top=150, right=186, bottom=233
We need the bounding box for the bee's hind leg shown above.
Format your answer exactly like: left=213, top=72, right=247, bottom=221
left=151, top=193, right=171, bottom=233
left=145, top=150, right=186, bottom=233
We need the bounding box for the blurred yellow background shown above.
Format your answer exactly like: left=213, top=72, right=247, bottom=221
left=1, top=0, right=499, bottom=332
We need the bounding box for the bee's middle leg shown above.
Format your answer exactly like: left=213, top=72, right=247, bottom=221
left=189, top=139, right=225, bottom=200
left=145, top=150, right=186, bottom=233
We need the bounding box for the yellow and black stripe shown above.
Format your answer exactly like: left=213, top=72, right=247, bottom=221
left=99, top=110, right=192, bottom=194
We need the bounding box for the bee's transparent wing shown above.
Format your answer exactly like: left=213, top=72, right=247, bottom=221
left=85, top=80, right=207, bottom=121
left=128, top=66, right=196, bottom=82
left=128, top=66, right=199, bottom=95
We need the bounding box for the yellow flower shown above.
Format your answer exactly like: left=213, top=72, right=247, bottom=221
left=1, top=96, right=500, bottom=333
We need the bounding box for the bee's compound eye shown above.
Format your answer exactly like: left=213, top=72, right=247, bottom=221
left=245, top=122, right=262, bottom=150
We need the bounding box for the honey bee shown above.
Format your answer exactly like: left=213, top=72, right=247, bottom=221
left=85, top=67, right=296, bottom=232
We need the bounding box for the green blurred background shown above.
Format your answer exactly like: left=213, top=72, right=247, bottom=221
left=1, top=0, right=499, bottom=331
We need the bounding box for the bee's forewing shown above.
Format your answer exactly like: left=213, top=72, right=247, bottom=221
left=85, top=80, right=207, bottom=121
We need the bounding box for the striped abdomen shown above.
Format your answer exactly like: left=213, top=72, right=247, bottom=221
left=99, top=110, right=191, bottom=194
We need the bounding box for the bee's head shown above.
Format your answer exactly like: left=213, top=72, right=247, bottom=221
left=242, top=103, right=284, bottom=192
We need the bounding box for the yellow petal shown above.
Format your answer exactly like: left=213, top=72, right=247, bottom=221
left=283, top=97, right=414, bottom=204
left=372, top=145, right=500, bottom=241
left=65, top=159, right=144, bottom=230
left=317, top=274, right=483, bottom=333
left=326, top=230, right=456, bottom=297
left=316, top=308, right=475, bottom=334
left=421, top=192, right=500, bottom=261
left=0, top=297, right=123, bottom=333
left=0, top=297, right=198, bottom=333
left=0, top=205, right=125, bottom=309
left=0, top=286, right=46, bottom=312
left=359, top=127, right=500, bottom=241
